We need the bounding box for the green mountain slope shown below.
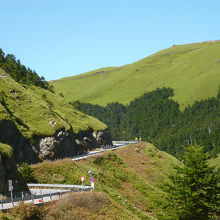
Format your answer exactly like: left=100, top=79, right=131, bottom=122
left=0, top=68, right=106, bottom=138
left=0, top=68, right=109, bottom=163
left=51, top=41, right=220, bottom=108
left=32, top=142, right=179, bottom=219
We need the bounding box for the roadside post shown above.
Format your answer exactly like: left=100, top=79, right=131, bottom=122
left=0, top=194, right=3, bottom=209
left=87, top=170, right=95, bottom=190
left=87, top=170, right=93, bottom=177
left=81, top=176, right=85, bottom=190
left=50, top=189, right=52, bottom=201
left=8, top=180, right=14, bottom=207
left=31, top=193, right=34, bottom=204
left=41, top=190, right=43, bottom=201
left=90, top=178, right=95, bottom=190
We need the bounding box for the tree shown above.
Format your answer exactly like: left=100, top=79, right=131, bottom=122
left=162, top=145, right=220, bottom=219
left=0, top=48, right=52, bottom=91
left=19, top=162, right=36, bottom=183
left=59, top=92, right=64, bottom=98
left=79, top=87, right=220, bottom=156
left=70, top=100, right=81, bottom=110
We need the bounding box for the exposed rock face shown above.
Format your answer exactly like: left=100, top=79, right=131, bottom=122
left=0, top=152, right=28, bottom=194
left=0, top=120, right=113, bottom=163
left=37, top=129, right=113, bottom=159
left=93, top=130, right=113, bottom=146
left=0, top=120, right=37, bottom=163
left=38, top=137, right=58, bottom=160
left=36, top=130, right=75, bottom=160
left=75, top=129, right=112, bottom=153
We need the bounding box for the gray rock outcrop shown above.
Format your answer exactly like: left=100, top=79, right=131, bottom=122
left=0, top=119, right=113, bottom=163
left=93, top=130, right=112, bottom=146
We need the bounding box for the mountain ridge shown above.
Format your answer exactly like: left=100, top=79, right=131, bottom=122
left=51, top=40, right=220, bottom=108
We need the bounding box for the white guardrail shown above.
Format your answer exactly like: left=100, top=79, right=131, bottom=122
left=27, top=183, right=92, bottom=190
left=72, top=141, right=139, bottom=161
left=0, top=184, right=93, bottom=210
left=112, top=141, right=138, bottom=146
left=72, top=148, right=113, bottom=161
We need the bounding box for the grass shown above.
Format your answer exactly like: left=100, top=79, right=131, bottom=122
left=51, top=40, right=220, bottom=109
left=45, top=191, right=137, bottom=220
left=5, top=202, right=44, bottom=220
left=0, top=68, right=106, bottom=141
left=209, top=154, right=220, bottom=168
left=0, top=143, right=13, bottom=158
left=32, top=142, right=179, bottom=219
left=2, top=191, right=139, bottom=220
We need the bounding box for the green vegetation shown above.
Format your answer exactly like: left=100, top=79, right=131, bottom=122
left=32, top=142, right=179, bottom=219
left=51, top=41, right=220, bottom=108
left=45, top=191, right=137, bottom=220
left=210, top=154, right=220, bottom=168
left=79, top=87, right=220, bottom=157
left=3, top=202, right=44, bottom=220
left=162, top=146, right=220, bottom=219
left=0, top=143, right=13, bottom=158
left=74, top=101, right=127, bottom=140
left=3, top=143, right=219, bottom=219
left=0, top=48, right=53, bottom=91
left=19, top=162, right=37, bottom=183
left=0, top=68, right=106, bottom=141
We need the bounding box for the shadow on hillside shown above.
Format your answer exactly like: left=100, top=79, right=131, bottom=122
left=0, top=101, right=29, bottom=129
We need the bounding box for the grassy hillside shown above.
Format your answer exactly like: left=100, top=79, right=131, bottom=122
left=32, top=142, right=179, bottom=219
left=0, top=68, right=107, bottom=140
left=51, top=41, right=220, bottom=108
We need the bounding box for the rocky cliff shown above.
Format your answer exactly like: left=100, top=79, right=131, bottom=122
left=0, top=143, right=28, bottom=194
left=0, top=119, right=112, bottom=163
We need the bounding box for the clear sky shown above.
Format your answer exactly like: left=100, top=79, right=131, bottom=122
left=0, top=0, right=220, bottom=80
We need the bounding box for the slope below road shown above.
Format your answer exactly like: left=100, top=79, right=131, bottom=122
left=32, top=142, right=179, bottom=219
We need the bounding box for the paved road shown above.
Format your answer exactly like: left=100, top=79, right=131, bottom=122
left=1, top=185, right=93, bottom=210
left=0, top=189, right=70, bottom=210
left=72, top=141, right=137, bottom=161
left=28, top=183, right=93, bottom=191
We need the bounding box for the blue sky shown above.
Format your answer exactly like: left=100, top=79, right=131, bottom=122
left=0, top=0, right=220, bottom=80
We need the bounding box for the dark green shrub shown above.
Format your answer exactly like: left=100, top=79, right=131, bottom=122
left=19, top=162, right=37, bottom=183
